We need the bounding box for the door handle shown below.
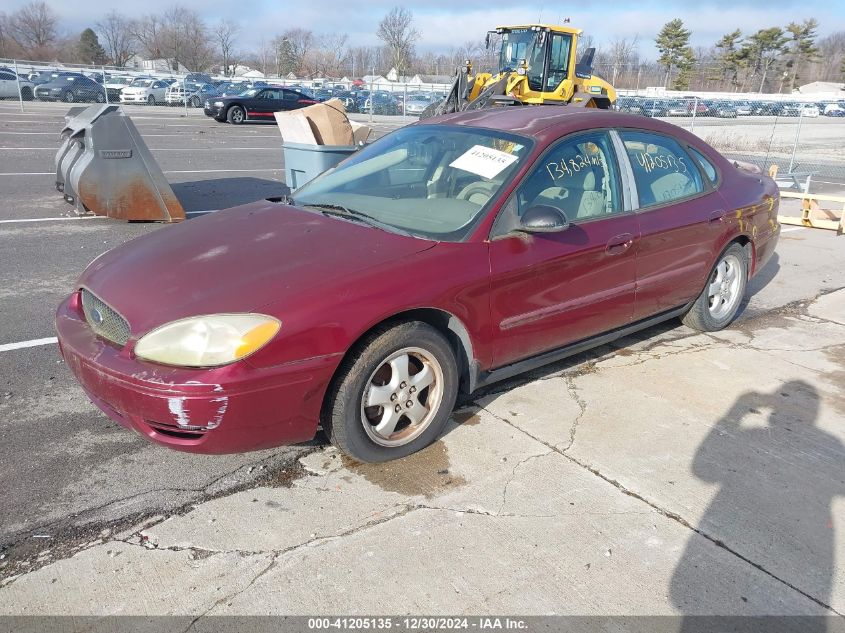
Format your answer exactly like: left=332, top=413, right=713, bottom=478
left=606, top=233, right=634, bottom=255
left=709, top=209, right=727, bottom=224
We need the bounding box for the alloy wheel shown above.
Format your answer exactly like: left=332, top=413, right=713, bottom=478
left=360, top=347, right=444, bottom=447
left=707, top=253, right=743, bottom=319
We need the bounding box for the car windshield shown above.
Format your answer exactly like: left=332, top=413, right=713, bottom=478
left=292, top=125, right=533, bottom=241
left=132, top=79, right=154, bottom=87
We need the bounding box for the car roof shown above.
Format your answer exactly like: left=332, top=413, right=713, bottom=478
left=416, top=106, right=671, bottom=144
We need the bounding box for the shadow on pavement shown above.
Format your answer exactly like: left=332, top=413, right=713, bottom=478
left=670, top=380, right=843, bottom=626
left=171, top=177, right=289, bottom=213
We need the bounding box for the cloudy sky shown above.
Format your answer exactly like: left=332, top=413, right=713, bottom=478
left=7, top=0, right=845, bottom=58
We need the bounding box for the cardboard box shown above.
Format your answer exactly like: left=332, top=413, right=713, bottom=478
left=275, top=98, right=371, bottom=146
left=303, top=98, right=353, bottom=145
left=273, top=110, right=317, bottom=144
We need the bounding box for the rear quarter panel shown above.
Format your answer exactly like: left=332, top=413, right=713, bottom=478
left=715, top=162, right=780, bottom=276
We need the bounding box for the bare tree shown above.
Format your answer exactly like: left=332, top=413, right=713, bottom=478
left=130, top=15, right=165, bottom=60
left=8, top=1, right=58, bottom=59
left=306, top=33, right=349, bottom=77
left=813, top=31, right=845, bottom=81
left=175, top=9, right=213, bottom=72
left=96, top=11, right=135, bottom=67
left=608, top=36, right=639, bottom=86
left=213, top=19, right=239, bottom=76
left=273, top=28, right=313, bottom=77
left=376, top=7, right=419, bottom=79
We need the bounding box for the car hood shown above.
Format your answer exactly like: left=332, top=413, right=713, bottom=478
left=78, top=200, right=436, bottom=336
left=123, top=87, right=151, bottom=93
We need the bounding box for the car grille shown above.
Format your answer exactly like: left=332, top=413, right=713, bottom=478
left=80, top=289, right=131, bottom=346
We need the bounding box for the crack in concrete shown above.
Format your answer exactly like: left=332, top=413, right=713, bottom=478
left=497, top=451, right=553, bottom=516
left=563, top=375, right=587, bottom=452
left=0, top=450, right=312, bottom=583
left=477, top=403, right=844, bottom=618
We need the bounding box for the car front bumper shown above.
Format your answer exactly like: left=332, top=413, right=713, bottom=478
left=204, top=105, right=224, bottom=118
left=120, top=93, right=150, bottom=103
left=56, top=291, right=338, bottom=454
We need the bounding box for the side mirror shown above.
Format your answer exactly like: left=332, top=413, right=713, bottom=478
left=518, top=205, right=570, bottom=233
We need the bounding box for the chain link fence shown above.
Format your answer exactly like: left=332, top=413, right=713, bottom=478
left=3, top=57, right=844, bottom=195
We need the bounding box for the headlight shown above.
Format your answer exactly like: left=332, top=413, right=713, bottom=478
left=213, top=101, right=224, bottom=107
left=135, top=314, right=281, bottom=367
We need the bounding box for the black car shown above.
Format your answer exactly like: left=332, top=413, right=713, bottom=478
left=34, top=73, right=106, bottom=103
left=203, top=87, right=319, bottom=123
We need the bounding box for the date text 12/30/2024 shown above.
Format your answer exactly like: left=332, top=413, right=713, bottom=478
left=307, top=617, right=529, bottom=630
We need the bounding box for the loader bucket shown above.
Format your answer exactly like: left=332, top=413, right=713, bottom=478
left=55, top=105, right=185, bottom=222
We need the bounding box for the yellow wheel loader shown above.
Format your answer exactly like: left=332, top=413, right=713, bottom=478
left=422, top=24, right=616, bottom=118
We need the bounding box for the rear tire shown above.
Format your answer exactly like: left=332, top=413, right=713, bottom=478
left=227, top=105, right=245, bottom=124
left=95, top=92, right=105, bottom=103
left=323, top=322, right=459, bottom=463
left=21, top=87, right=33, bottom=101
left=191, top=96, right=201, bottom=108
left=682, top=243, right=747, bottom=332
left=147, top=94, right=155, bottom=105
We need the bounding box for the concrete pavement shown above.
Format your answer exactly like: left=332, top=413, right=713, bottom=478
left=1, top=284, right=843, bottom=619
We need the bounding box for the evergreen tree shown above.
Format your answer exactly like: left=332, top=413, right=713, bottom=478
left=78, top=27, right=107, bottom=64
left=786, top=19, right=820, bottom=92
left=655, top=19, right=694, bottom=88
left=745, top=27, right=789, bottom=92
left=715, top=29, right=744, bottom=89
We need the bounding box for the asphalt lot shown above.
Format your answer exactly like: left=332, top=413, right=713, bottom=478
left=0, top=100, right=844, bottom=623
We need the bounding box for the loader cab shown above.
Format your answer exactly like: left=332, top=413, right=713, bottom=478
left=495, top=26, right=574, bottom=93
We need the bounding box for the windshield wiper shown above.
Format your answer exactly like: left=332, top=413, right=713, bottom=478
left=302, top=203, right=414, bottom=237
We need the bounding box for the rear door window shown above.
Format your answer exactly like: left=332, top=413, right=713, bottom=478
left=688, top=146, right=718, bottom=185
left=619, top=131, right=704, bottom=207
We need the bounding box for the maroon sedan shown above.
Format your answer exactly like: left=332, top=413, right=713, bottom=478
left=56, top=107, right=780, bottom=462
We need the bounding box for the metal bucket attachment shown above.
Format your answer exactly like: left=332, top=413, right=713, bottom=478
left=55, top=105, right=185, bottom=222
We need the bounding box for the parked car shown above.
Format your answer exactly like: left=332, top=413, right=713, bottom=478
left=103, top=75, right=138, bottom=101
left=165, top=82, right=218, bottom=107
left=203, top=87, right=318, bottom=123
left=824, top=103, right=845, bottom=117
left=709, top=101, right=737, bottom=118
left=185, top=72, right=213, bottom=85
left=641, top=99, right=669, bottom=117
left=734, top=101, right=753, bottom=116
left=331, top=91, right=361, bottom=113
left=614, top=97, right=645, bottom=116
left=798, top=104, right=820, bottom=118
left=34, top=73, right=106, bottom=103
left=666, top=100, right=689, bottom=117
left=56, top=107, right=780, bottom=462
left=361, top=94, right=400, bottom=115
left=120, top=78, right=171, bottom=105
left=403, top=95, right=434, bottom=116
left=0, top=68, right=34, bottom=100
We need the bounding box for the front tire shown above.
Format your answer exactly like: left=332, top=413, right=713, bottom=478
left=147, top=94, right=155, bottom=105
left=63, top=91, right=75, bottom=103
left=21, top=87, right=33, bottom=101
left=95, top=92, right=105, bottom=103
left=191, top=96, right=201, bottom=108
left=682, top=243, right=747, bottom=332
left=323, top=322, right=459, bottom=463
left=227, top=105, right=245, bottom=124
